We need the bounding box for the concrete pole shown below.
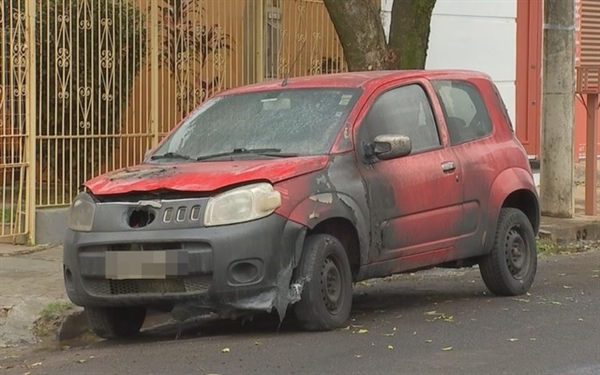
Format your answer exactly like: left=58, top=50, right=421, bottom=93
left=540, top=0, right=576, bottom=218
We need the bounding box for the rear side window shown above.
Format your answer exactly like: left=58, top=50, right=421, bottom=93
left=432, top=80, right=493, bottom=145
left=492, top=83, right=514, bottom=131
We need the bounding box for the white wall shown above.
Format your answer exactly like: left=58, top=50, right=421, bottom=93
left=381, top=0, right=517, bottom=126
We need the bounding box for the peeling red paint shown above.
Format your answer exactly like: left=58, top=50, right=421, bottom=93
left=85, top=156, right=329, bottom=195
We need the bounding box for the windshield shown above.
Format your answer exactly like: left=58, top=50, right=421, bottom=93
left=150, top=88, right=362, bottom=161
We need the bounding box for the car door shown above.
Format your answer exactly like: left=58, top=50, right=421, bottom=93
left=356, top=80, right=464, bottom=263
left=430, top=78, right=498, bottom=257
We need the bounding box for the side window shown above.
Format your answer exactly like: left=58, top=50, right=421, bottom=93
left=432, top=80, right=493, bottom=145
left=362, top=84, right=441, bottom=153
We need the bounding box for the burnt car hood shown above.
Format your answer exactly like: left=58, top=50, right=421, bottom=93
left=84, top=155, right=330, bottom=195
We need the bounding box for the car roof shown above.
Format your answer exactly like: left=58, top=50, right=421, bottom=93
left=218, top=70, right=493, bottom=96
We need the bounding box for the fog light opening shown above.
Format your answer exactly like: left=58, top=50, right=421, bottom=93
left=129, top=208, right=156, bottom=228
left=230, top=262, right=259, bottom=284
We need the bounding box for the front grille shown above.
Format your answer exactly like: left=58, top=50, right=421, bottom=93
left=108, top=242, right=184, bottom=251
left=84, top=276, right=212, bottom=296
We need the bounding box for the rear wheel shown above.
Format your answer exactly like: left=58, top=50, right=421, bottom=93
left=479, top=207, right=537, bottom=296
left=85, top=306, right=146, bottom=339
left=293, top=234, right=353, bottom=331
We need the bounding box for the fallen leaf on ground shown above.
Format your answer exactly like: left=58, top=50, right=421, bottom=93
left=551, top=301, right=562, bottom=305
left=578, top=318, right=584, bottom=322
left=442, top=346, right=453, bottom=351
left=558, top=273, right=566, bottom=276
left=530, top=338, right=536, bottom=341
left=76, top=359, right=86, bottom=364
left=507, top=338, right=519, bottom=342
left=221, top=348, right=230, bottom=353
left=393, top=327, right=397, bottom=331
left=563, top=285, right=573, bottom=289
left=254, top=341, right=262, bottom=346
left=354, top=354, right=362, bottom=358
left=340, top=326, right=350, bottom=331
left=387, top=345, right=394, bottom=350
left=382, top=333, right=395, bottom=337
left=513, top=298, right=529, bottom=303
left=425, top=340, right=433, bottom=343
left=358, top=329, right=369, bottom=334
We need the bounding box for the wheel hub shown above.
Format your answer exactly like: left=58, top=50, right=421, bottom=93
left=321, top=256, right=343, bottom=314
left=505, top=228, right=530, bottom=279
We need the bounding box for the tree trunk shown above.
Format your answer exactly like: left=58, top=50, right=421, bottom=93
left=323, top=0, right=393, bottom=71
left=388, top=0, right=436, bottom=69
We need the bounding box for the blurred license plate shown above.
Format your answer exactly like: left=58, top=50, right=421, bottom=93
left=105, top=251, right=188, bottom=280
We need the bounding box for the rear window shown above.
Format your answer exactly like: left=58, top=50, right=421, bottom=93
left=432, top=80, right=493, bottom=145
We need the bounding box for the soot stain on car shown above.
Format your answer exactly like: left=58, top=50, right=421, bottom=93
left=108, top=166, right=177, bottom=181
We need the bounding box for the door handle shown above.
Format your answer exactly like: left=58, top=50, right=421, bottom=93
left=441, top=161, right=456, bottom=173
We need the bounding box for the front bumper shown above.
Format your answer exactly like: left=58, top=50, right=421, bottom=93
left=63, top=213, right=306, bottom=318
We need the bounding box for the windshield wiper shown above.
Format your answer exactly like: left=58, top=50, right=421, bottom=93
left=196, top=148, right=298, bottom=161
left=150, top=152, right=193, bottom=161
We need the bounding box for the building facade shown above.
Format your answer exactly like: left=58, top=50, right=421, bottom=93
left=384, top=0, right=599, bottom=160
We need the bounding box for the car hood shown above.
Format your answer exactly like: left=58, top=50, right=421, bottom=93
left=84, top=156, right=330, bottom=195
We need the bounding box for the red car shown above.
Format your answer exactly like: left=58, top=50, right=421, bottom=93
left=63, top=70, right=540, bottom=339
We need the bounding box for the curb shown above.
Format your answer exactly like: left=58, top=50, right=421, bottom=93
left=539, top=220, right=600, bottom=245
left=57, top=309, right=91, bottom=342
left=32, top=305, right=92, bottom=344
left=0, top=244, right=58, bottom=257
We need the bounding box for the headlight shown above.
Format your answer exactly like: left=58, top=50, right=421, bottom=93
left=68, top=192, right=96, bottom=232
left=204, top=183, right=282, bottom=227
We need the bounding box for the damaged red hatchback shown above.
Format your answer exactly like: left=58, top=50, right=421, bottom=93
left=64, top=70, right=540, bottom=339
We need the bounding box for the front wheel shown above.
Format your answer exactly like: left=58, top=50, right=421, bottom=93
left=479, top=207, right=537, bottom=296
left=85, top=306, right=147, bottom=339
left=293, top=234, right=353, bottom=331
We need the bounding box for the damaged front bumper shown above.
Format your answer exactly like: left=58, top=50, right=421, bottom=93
left=63, top=209, right=306, bottom=321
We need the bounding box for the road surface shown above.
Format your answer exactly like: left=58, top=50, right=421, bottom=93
left=2, top=250, right=599, bottom=375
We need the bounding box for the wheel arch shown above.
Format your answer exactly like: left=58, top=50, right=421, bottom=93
left=487, top=167, right=540, bottom=243
left=309, top=218, right=361, bottom=280
left=286, top=192, right=370, bottom=280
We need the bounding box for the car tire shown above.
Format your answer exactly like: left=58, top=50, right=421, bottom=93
left=479, top=207, right=537, bottom=296
left=293, top=234, right=353, bottom=331
left=86, top=306, right=147, bottom=339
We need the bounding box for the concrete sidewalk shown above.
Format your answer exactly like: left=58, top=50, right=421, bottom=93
left=0, top=246, right=67, bottom=348
left=534, top=163, right=600, bottom=244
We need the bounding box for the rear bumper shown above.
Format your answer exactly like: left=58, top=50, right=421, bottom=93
left=63, top=213, right=306, bottom=318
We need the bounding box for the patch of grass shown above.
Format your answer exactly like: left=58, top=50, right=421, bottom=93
left=38, top=301, right=75, bottom=319
left=537, top=238, right=560, bottom=254
left=33, top=301, right=77, bottom=337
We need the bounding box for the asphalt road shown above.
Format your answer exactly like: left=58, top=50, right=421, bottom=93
left=2, top=250, right=599, bottom=375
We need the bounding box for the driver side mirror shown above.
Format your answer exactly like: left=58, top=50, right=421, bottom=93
left=366, top=134, right=412, bottom=161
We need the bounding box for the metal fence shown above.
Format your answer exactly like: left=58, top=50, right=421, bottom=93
left=0, top=0, right=346, bottom=244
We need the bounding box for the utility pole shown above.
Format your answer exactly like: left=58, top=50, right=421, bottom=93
left=540, top=0, right=576, bottom=218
